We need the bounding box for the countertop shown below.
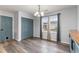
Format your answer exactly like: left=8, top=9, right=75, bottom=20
left=69, top=30, right=79, bottom=44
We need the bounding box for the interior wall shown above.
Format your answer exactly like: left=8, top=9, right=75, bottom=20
left=33, top=17, right=40, bottom=37
left=33, top=6, right=77, bottom=44
left=60, top=6, right=77, bottom=44
left=14, top=12, right=18, bottom=41
left=77, top=6, right=79, bottom=31
left=20, top=11, right=34, bottom=19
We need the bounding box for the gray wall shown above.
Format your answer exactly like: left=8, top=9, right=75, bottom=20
left=60, top=6, right=77, bottom=44
left=33, top=17, right=40, bottom=37
left=77, top=6, right=79, bottom=31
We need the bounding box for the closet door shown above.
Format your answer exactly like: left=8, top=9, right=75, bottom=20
left=1, top=16, right=12, bottom=40
left=21, top=17, right=33, bottom=39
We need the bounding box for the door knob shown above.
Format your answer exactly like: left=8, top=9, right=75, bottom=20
left=1, top=29, right=3, bottom=31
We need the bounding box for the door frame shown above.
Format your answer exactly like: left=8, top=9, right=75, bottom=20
left=41, top=14, right=61, bottom=43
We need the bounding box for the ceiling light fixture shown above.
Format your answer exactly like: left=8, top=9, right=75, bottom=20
left=34, top=5, right=44, bottom=17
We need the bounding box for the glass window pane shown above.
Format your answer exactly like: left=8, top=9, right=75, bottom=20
left=42, top=17, right=48, bottom=32
left=49, top=15, right=58, bottom=32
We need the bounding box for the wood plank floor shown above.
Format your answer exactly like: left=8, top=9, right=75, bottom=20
left=0, top=38, right=70, bottom=53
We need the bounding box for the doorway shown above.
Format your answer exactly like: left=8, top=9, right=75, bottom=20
left=42, top=14, right=60, bottom=42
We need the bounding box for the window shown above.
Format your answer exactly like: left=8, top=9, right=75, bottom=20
left=42, top=17, right=48, bottom=32
left=49, top=15, right=58, bottom=32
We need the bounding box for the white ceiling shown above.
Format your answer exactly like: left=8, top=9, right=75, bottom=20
left=0, top=5, right=76, bottom=15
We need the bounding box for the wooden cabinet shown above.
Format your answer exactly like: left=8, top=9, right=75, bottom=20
left=69, top=31, right=79, bottom=53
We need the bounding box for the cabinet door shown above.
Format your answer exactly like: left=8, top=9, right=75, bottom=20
left=1, top=16, right=12, bottom=40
